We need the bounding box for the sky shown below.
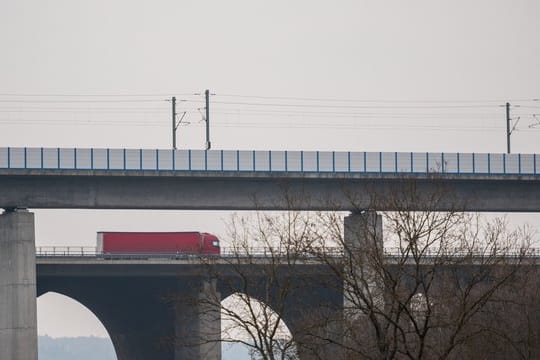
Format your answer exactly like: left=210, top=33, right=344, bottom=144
left=1, top=0, right=540, bottom=342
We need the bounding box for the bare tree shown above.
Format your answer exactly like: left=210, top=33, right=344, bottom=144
left=301, top=183, right=537, bottom=360
left=200, top=210, right=335, bottom=360
left=174, top=181, right=538, bottom=360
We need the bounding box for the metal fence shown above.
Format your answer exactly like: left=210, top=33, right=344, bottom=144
left=1, top=147, right=539, bottom=175
left=35, top=246, right=540, bottom=260
left=34, top=246, right=342, bottom=259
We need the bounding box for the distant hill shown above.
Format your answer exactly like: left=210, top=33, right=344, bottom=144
left=38, top=336, right=116, bottom=360
left=38, top=336, right=251, bottom=359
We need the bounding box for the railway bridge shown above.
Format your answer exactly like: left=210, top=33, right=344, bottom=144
left=2, top=147, right=540, bottom=359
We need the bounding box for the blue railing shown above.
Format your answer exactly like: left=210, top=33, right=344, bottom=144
left=0, top=147, right=538, bottom=175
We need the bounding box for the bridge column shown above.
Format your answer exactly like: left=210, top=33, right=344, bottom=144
left=344, top=210, right=383, bottom=303
left=344, top=210, right=383, bottom=257
left=343, top=211, right=383, bottom=355
left=175, top=278, right=221, bottom=360
left=0, top=210, right=37, bottom=360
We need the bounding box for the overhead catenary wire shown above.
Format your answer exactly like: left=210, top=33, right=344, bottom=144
left=215, top=93, right=540, bottom=104
left=0, top=99, right=169, bottom=103
left=1, top=117, right=539, bottom=133
left=0, top=92, right=538, bottom=140
left=0, top=92, right=200, bottom=97
left=211, top=100, right=511, bottom=109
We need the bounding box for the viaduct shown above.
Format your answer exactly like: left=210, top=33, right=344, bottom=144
left=1, top=147, right=540, bottom=359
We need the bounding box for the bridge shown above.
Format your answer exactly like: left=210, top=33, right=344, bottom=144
left=1, top=147, right=540, bottom=211
left=36, top=247, right=343, bottom=360
left=2, top=147, right=540, bottom=359
left=34, top=244, right=540, bottom=359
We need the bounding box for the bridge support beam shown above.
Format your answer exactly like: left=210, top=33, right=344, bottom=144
left=175, top=278, right=221, bottom=360
left=0, top=210, right=37, bottom=360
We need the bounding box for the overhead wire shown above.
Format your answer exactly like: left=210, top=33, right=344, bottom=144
left=0, top=92, right=538, bottom=135
left=0, top=92, right=199, bottom=97
left=215, top=93, right=540, bottom=104
left=2, top=117, right=539, bottom=133
left=0, top=99, right=169, bottom=103
left=211, top=100, right=506, bottom=109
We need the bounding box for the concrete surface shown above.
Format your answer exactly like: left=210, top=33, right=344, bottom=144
left=0, top=170, right=540, bottom=211
left=0, top=210, right=37, bottom=360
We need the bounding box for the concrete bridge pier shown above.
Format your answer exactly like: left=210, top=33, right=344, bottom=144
left=175, top=278, right=221, bottom=360
left=0, top=210, right=38, bottom=360
left=343, top=211, right=383, bottom=355
left=344, top=210, right=383, bottom=257
left=344, top=210, right=384, bottom=306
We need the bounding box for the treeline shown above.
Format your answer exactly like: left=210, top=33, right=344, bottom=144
left=38, top=336, right=116, bottom=360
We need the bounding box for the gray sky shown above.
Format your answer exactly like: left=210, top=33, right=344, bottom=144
left=1, top=0, right=540, bottom=339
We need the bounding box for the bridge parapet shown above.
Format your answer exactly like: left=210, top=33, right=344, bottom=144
left=2, top=147, right=539, bottom=176
left=35, top=245, right=540, bottom=260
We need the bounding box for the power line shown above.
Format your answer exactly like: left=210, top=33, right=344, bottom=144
left=0, top=110, right=168, bottom=114
left=216, top=93, right=540, bottom=104
left=2, top=118, right=539, bottom=133
left=0, top=92, right=199, bottom=97
left=211, top=100, right=503, bottom=109
left=0, top=99, right=167, bottom=103
left=210, top=108, right=505, bottom=117
left=176, top=122, right=540, bottom=132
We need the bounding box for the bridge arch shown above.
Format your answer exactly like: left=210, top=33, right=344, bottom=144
left=37, top=277, right=183, bottom=360
left=37, top=292, right=116, bottom=358
left=221, top=292, right=298, bottom=359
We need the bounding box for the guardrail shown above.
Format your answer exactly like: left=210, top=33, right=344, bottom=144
left=1, top=147, right=539, bottom=175
left=35, top=246, right=540, bottom=259
left=34, top=246, right=343, bottom=259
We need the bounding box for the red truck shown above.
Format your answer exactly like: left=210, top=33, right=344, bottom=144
left=96, top=232, right=220, bottom=256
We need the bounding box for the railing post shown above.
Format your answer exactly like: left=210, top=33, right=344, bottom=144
left=90, top=148, right=94, bottom=169
left=188, top=149, right=192, bottom=170
left=316, top=151, right=320, bottom=172
left=379, top=152, right=382, bottom=173
left=457, top=152, right=460, bottom=173
left=172, top=149, right=176, bottom=171
left=487, top=153, right=490, bottom=174
left=518, top=153, right=521, bottom=174
left=252, top=150, right=256, bottom=171
left=363, top=151, right=367, bottom=172
left=348, top=151, right=351, bottom=173
left=58, top=147, right=61, bottom=169
left=502, top=153, right=506, bottom=174
left=156, top=149, right=160, bottom=170
left=534, top=154, right=537, bottom=175
left=269, top=150, right=272, bottom=171
left=221, top=150, right=224, bottom=171
left=24, top=147, right=27, bottom=169
left=236, top=150, right=240, bottom=171
left=285, top=150, right=288, bottom=172
left=394, top=152, right=398, bottom=173
left=410, top=152, right=413, bottom=173
left=332, top=151, right=335, bottom=172
left=40, top=147, right=43, bottom=169
left=204, top=150, right=208, bottom=171
left=441, top=152, right=444, bottom=173
left=107, top=149, right=110, bottom=170
left=123, top=149, right=126, bottom=170
left=472, top=153, right=475, bottom=173
left=426, top=152, right=429, bottom=173
left=7, top=147, right=10, bottom=168
left=73, top=148, right=77, bottom=169
left=301, top=151, right=304, bottom=172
